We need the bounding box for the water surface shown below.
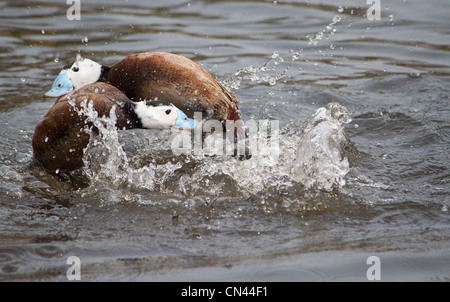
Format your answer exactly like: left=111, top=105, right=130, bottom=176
left=0, top=0, right=449, bottom=281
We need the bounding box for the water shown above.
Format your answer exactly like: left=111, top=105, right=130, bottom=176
left=0, top=0, right=449, bottom=281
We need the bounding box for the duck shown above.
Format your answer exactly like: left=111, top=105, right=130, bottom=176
left=45, top=52, right=241, bottom=122
left=33, top=82, right=197, bottom=173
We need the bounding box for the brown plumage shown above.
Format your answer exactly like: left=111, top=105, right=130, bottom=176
left=102, top=52, right=241, bottom=121
left=32, top=83, right=140, bottom=173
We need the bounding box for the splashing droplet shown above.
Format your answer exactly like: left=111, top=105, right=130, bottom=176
left=408, top=70, right=421, bottom=78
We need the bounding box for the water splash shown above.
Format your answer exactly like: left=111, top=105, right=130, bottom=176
left=193, top=102, right=352, bottom=196
left=67, top=97, right=156, bottom=191
left=221, top=51, right=289, bottom=90
left=72, top=99, right=352, bottom=200
left=221, top=14, right=342, bottom=90
left=290, top=102, right=351, bottom=191
left=307, top=15, right=341, bottom=46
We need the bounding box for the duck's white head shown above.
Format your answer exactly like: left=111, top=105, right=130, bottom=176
left=124, top=99, right=198, bottom=130
left=45, top=55, right=104, bottom=98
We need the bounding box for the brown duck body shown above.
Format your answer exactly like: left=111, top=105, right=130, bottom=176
left=32, top=83, right=139, bottom=173
left=102, top=52, right=240, bottom=122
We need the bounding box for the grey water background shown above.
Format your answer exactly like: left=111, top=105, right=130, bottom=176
left=0, top=0, right=449, bottom=281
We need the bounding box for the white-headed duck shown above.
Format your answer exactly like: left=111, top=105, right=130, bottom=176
left=45, top=52, right=241, bottom=122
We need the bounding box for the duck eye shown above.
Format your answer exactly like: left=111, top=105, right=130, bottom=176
left=72, top=67, right=79, bottom=72
left=165, top=109, right=171, bottom=115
